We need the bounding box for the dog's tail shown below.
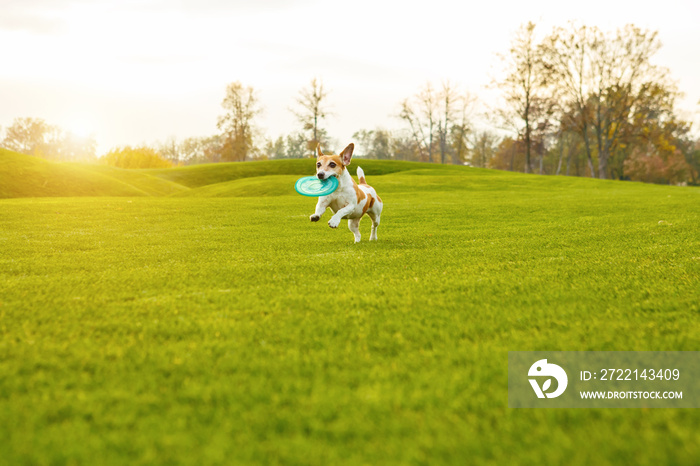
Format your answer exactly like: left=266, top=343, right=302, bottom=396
left=357, top=167, right=367, bottom=185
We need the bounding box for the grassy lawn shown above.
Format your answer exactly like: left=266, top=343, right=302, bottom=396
left=1, top=152, right=699, bottom=464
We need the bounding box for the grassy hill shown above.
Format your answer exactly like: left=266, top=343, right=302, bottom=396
left=1, top=149, right=699, bottom=465
left=143, top=158, right=452, bottom=188
left=0, top=149, right=187, bottom=198
left=1, top=148, right=471, bottom=198
left=73, top=163, right=188, bottom=196
left=0, top=148, right=145, bottom=198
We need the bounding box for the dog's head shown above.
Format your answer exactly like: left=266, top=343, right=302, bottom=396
left=315, top=143, right=354, bottom=180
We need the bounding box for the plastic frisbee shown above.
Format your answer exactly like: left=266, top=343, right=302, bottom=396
left=295, top=176, right=339, bottom=197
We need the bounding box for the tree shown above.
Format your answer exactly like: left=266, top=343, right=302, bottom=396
left=392, top=131, right=421, bottom=161
left=58, top=131, right=97, bottom=162
left=490, top=137, right=526, bottom=172
left=542, top=23, right=670, bottom=179
left=450, top=91, right=477, bottom=164
left=291, top=78, right=331, bottom=156
left=399, top=83, right=438, bottom=162
left=541, top=23, right=600, bottom=177
left=494, top=22, right=555, bottom=173
left=158, top=137, right=181, bottom=165
left=1, top=117, right=95, bottom=161
left=217, top=81, right=262, bottom=162
left=263, top=136, right=286, bottom=159
left=469, top=131, right=500, bottom=168
left=285, top=132, right=308, bottom=158
left=437, top=81, right=459, bottom=164
left=588, top=25, right=667, bottom=179
left=624, top=143, right=695, bottom=185
left=617, top=83, right=695, bottom=184
left=610, top=81, right=684, bottom=179
left=684, top=137, right=700, bottom=185
left=352, top=128, right=392, bottom=159
left=102, top=146, right=172, bottom=169
left=182, top=136, right=225, bottom=164
left=2, top=117, right=56, bottom=156
left=399, top=82, right=474, bottom=163
left=552, top=120, right=584, bottom=176
left=352, top=129, right=373, bottom=156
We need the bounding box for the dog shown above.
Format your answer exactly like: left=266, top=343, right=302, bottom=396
left=309, top=143, right=383, bottom=243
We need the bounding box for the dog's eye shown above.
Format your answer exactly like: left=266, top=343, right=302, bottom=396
left=317, top=162, right=321, bottom=168
left=329, top=162, right=336, bottom=168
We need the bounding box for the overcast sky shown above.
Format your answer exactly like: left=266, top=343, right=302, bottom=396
left=1, top=0, right=699, bottom=153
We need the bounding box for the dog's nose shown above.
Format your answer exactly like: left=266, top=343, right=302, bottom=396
left=317, top=172, right=325, bottom=180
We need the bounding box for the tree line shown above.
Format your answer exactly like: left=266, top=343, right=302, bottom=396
left=350, top=22, right=698, bottom=185
left=1, top=21, right=698, bottom=185
left=490, top=22, right=698, bottom=184
left=0, top=78, right=332, bottom=168
left=0, top=118, right=97, bottom=162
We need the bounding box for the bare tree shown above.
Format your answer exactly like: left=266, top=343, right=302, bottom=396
left=494, top=22, right=555, bottom=174
left=590, top=26, right=666, bottom=178
left=399, top=100, right=426, bottom=162
left=543, top=23, right=670, bottom=179
left=291, top=78, right=331, bottom=156
left=469, top=131, right=500, bottom=168
left=399, top=83, right=439, bottom=162
left=437, top=81, right=459, bottom=164
left=400, top=82, right=475, bottom=163
left=352, top=128, right=392, bottom=159
left=158, top=137, right=181, bottom=164
left=451, top=91, right=477, bottom=164
left=541, top=24, right=597, bottom=177
left=217, top=81, right=262, bottom=162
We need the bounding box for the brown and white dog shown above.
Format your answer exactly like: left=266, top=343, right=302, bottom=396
left=309, top=143, right=383, bottom=242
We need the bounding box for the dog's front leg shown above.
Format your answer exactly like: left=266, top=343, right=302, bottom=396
left=310, top=197, right=330, bottom=222
left=328, top=205, right=354, bottom=229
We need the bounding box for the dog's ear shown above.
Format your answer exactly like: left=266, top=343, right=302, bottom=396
left=340, top=143, right=354, bottom=166
left=316, top=143, right=323, bottom=158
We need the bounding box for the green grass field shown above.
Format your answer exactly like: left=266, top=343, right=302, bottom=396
left=1, top=149, right=699, bottom=465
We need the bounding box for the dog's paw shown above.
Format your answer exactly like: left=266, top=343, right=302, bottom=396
left=328, top=218, right=340, bottom=229
left=309, top=214, right=320, bottom=222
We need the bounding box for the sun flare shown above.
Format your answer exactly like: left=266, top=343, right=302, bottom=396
left=65, top=119, right=96, bottom=139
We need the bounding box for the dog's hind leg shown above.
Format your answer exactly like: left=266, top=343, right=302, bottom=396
left=348, top=218, right=361, bottom=243
left=368, top=212, right=380, bottom=241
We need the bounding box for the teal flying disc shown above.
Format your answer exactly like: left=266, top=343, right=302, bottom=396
left=295, top=176, right=339, bottom=197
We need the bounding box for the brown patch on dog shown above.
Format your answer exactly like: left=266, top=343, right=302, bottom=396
left=353, top=181, right=366, bottom=204
left=362, top=193, right=374, bottom=215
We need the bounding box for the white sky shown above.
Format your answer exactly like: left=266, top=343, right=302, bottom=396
left=1, top=0, right=699, bottom=154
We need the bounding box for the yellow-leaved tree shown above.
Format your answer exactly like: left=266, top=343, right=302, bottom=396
left=101, top=146, right=172, bottom=169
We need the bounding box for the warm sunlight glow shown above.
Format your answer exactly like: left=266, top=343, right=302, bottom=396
left=1, top=0, right=699, bottom=153
left=66, top=119, right=95, bottom=140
